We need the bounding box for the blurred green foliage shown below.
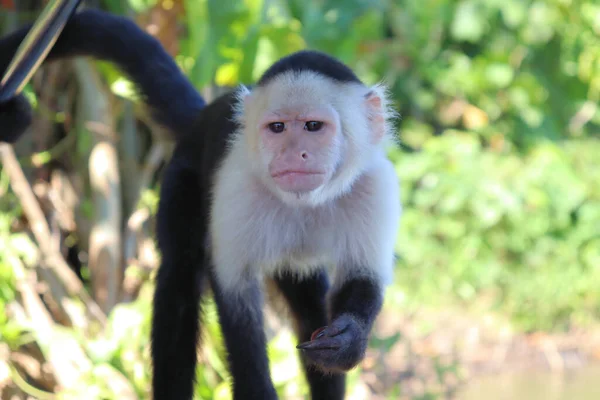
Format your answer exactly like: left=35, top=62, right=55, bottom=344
left=381, top=0, right=600, bottom=149
left=391, top=134, right=600, bottom=332
left=0, top=172, right=22, bottom=350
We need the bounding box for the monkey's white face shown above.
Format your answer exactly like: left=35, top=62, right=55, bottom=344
left=259, top=103, right=341, bottom=194
left=234, top=71, right=393, bottom=207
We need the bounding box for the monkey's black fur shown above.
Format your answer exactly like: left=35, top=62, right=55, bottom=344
left=275, top=271, right=347, bottom=398
left=257, top=50, right=362, bottom=86
left=0, top=95, right=32, bottom=143
left=0, top=10, right=384, bottom=400
left=210, top=274, right=279, bottom=399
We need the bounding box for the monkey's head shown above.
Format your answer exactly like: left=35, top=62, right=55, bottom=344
left=235, top=68, right=396, bottom=207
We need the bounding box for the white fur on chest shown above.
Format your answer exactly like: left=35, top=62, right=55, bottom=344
left=209, top=147, right=401, bottom=295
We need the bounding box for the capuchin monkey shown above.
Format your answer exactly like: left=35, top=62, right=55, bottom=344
left=0, top=9, right=401, bottom=400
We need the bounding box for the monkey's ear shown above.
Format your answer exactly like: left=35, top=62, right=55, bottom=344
left=364, top=89, right=385, bottom=144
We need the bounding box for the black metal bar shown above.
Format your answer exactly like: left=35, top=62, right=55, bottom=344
left=0, top=0, right=82, bottom=103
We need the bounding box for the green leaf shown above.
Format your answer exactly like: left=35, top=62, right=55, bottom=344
left=451, top=1, right=486, bottom=43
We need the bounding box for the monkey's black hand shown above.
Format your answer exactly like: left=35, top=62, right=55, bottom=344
left=296, top=314, right=368, bottom=372
left=0, top=95, right=33, bottom=143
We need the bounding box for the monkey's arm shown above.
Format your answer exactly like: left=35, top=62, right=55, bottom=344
left=297, top=275, right=383, bottom=372
left=0, top=9, right=204, bottom=143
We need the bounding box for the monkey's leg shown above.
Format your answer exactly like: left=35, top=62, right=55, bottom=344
left=297, top=276, right=383, bottom=373
left=274, top=270, right=346, bottom=400
left=210, top=275, right=278, bottom=400
left=151, top=160, right=208, bottom=400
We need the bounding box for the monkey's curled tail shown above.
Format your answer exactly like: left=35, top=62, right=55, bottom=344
left=0, top=9, right=205, bottom=143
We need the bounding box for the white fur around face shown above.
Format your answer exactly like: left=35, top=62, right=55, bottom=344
left=209, top=72, right=401, bottom=295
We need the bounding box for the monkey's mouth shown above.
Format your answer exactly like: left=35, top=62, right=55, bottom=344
left=271, top=170, right=326, bottom=193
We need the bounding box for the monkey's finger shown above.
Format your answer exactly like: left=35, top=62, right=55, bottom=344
left=307, top=316, right=353, bottom=341
left=310, top=319, right=350, bottom=340
left=296, top=337, right=342, bottom=351
left=310, top=326, right=327, bottom=341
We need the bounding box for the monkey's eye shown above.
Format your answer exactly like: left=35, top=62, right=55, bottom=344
left=305, top=121, right=323, bottom=132
left=268, top=122, right=285, bottom=133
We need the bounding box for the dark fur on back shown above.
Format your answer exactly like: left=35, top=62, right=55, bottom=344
left=257, top=50, right=362, bottom=86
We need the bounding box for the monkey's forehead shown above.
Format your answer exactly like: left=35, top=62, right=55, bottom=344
left=251, top=71, right=367, bottom=110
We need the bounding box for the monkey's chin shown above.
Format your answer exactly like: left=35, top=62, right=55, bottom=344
left=275, top=188, right=324, bottom=208
left=272, top=172, right=325, bottom=193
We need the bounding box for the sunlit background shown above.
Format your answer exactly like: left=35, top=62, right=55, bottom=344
left=1, top=0, right=599, bottom=399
